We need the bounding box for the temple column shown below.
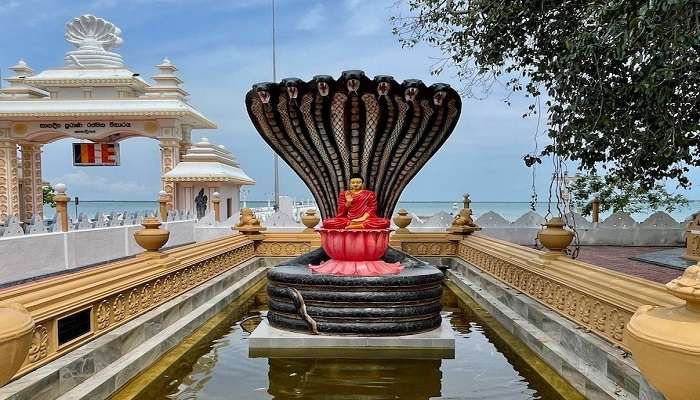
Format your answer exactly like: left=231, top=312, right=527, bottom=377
left=179, top=124, right=192, bottom=159
left=0, top=137, right=20, bottom=221
left=20, top=144, right=43, bottom=221
left=159, top=138, right=180, bottom=209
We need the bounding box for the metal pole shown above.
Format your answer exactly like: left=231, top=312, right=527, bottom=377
left=272, top=0, right=280, bottom=211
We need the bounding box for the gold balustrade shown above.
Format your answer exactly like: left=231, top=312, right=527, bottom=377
left=0, top=227, right=685, bottom=387
left=0, top=233, right=255, bottom=380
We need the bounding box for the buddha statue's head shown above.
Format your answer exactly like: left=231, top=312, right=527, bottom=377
left=349, top=174, right=364, bottom=191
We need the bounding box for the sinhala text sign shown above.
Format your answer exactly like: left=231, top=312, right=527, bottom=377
left=11, top=120, right=158, bottom=140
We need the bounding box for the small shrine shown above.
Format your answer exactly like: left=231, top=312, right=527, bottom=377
left=163, top=138, right=254, bottom=220
left=0, top=15, right=216, bottom=221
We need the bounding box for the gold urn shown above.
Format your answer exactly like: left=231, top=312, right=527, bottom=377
left=393, top=209, right=412, bottom=234
left=537, top=217, right=574, bottom=252
left=301, top=209, right=321, bottom=233
left=625, top=264, right=700, bottom=400
left=0, top=302, right=35, bottom=386
left=133, top=217, right=170, bottom=252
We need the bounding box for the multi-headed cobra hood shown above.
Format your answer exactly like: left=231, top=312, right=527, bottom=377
left=245, top=70, right=462, bottom=219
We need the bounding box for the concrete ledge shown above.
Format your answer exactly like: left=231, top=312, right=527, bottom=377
left=0, top=257, right=267, bottom=400
left=438, top=257, right=665, bottom=400
left=249, top=319, right=454, bottom=359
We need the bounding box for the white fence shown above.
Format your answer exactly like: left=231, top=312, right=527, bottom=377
left=0, top=220, right=196, bottom=286
left=403, top=210, right=688, bottom=246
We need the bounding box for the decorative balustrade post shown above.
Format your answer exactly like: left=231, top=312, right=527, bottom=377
left=158, top=190, right=169, bottom=222
left=393, top=209, right=412, bottom=234
left=448, top=193, right=479, bottom=235
left=133, top=217, right=170, bottom=253
left=234, top=207, right=266, bottom=239
left=301, top=208, right=320, bottom=233
left=212, top=192, right=221, bottom=223
left=591, top=194, right=600, bottom=223
left=537, top=217, right=574, bottom=259
left=684, top=213, right=700, bottom=261
left=53, top=183, right=70, bottom=232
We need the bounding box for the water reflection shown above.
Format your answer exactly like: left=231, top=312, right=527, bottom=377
left=120, top=286, right=565, bottom=400
left=268, top=358, right=442, bottom=399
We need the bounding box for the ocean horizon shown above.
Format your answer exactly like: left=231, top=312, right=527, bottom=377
left=42, top=200, right=700, bottom=223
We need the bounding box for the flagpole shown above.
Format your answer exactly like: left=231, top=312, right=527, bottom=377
left=272, top=0, right=280, bottom=211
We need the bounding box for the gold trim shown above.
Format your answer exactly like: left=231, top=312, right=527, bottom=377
left=454, top=234, right=681, bottom=348
left=0, top=233, right=255, bottom=379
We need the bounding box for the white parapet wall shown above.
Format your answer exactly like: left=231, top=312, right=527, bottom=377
left=474, top=210, right=687, bottom=246
left=0, top=220, right=196, bottom=286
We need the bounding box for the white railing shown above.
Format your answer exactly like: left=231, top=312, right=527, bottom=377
left=0, top=219, right=196, bottom=286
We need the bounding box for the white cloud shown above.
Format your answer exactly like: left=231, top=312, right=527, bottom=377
left=296, top=2, right=324, bottom=31
left=49, top=170, right=153, bottom=198
left=0, top=0, right=20, bottom=14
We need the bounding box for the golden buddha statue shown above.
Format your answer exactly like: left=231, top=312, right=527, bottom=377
left=322, top=175, right=390, bottom=230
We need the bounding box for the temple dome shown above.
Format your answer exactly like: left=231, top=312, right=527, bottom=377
left=163, top=138, right=255, bottom=184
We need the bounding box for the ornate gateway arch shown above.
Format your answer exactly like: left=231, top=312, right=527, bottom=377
left=0, top=15, right=216, bottom=221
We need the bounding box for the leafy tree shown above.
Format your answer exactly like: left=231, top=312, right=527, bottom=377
left=43, top=185, right=56, bottom=208
left=570, top=173, right=688, bottom=216
left=392, top=0, right=699, bottom=189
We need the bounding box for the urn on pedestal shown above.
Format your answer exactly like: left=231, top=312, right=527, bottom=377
left=625, top=264, right=700, bottom=400
left=393, top=209, right=412, bottom=234
left=301, top=209, right=320, bottom=233
left=133, top=217, right=170, bottom=252
left=537, top=217, right=574, bottom=253
left=0, top=302, right=35, bottom=386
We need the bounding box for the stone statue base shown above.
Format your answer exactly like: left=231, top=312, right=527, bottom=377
left=266, top=248, right=444, bottom=336
left=448, top=225, right=480, bottom=234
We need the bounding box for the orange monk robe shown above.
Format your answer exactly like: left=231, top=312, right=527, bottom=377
left=322, top=190, right=390, bottom=229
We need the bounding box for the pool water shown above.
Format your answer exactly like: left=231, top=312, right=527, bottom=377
left=114, top=284, right=575, bottom=400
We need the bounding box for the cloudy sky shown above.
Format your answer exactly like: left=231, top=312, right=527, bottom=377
left=1, top=0, right=695, bottom=202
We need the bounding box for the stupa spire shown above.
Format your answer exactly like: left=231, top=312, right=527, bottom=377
left=0, top=59, right=47, bottom=99
left=144, top=57, right=189, bottom=99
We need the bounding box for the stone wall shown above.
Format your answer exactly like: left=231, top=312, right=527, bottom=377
left=404, top=210, right=688, bottom=246
left=0, top=220, right=196, bottom=286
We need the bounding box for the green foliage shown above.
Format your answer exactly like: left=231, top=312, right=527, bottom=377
left=570, top=173, right=688, bottom=216
left=392, top=0, right=700, bottom=189
left=43, top=185, right=56, bottom=208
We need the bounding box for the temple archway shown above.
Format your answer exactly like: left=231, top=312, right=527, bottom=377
left=0, top=15, right=216, bottom=222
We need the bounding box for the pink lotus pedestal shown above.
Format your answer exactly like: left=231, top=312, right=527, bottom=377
left=309, top=228, right=403, bottom=276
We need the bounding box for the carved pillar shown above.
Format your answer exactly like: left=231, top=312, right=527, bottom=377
left=180, top=124, right=192, bottom=159
left=0, top=139, right=20, bottom=221
left=159, top=138, right=180, bottom=209
left=20, top=144, right=43, bottom=221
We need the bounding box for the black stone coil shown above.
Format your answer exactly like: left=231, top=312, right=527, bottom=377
left=266, top=248, right=444, bottom=336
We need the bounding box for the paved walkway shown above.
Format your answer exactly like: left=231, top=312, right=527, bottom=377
left=574, top=246, right=684, bottom=284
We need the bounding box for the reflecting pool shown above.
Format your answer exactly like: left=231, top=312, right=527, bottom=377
left=114, top=284, right=574, bottom=400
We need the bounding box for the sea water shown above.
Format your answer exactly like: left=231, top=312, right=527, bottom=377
left=42, top=200, right=700, bottom=223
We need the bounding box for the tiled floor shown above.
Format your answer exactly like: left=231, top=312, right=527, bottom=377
left=574, top=246, right=684, bottom=284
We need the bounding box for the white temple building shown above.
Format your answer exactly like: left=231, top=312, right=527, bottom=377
left=163, top=138, right=254, bottom=220
left=0, top=14, right=254, bottom=221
